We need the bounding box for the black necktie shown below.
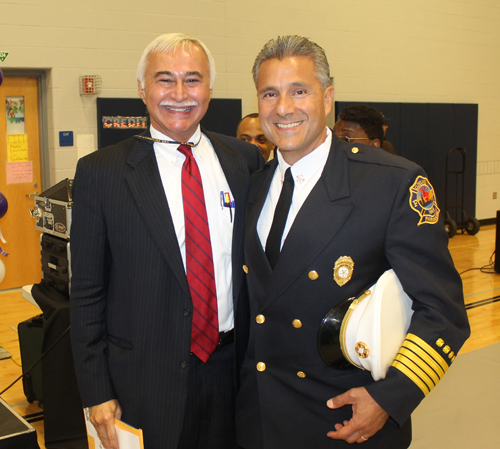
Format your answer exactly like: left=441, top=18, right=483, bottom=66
left=265, top=167, right=295, bottom=269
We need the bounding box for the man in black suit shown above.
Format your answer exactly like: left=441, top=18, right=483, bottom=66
left=70, top=33, right=262, bottom=449
left=235, top=35, right=469, bottom=448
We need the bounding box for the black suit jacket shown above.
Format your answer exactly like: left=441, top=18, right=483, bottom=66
left=70, top=129, right=263, bottom=449
left=236, top=136, right=470, bottom=448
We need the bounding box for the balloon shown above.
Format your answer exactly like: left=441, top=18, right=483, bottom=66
left=0, top=259, right=5, bottom=284
left=0, top=193, right=7, bottom=219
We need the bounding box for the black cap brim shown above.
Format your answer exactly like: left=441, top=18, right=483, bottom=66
left=317, top=297, right=355, bottom=370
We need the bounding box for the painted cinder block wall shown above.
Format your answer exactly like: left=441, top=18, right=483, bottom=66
left=1, top=0, right=499, bottom=219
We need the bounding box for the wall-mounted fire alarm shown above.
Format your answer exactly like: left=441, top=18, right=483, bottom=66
left=79, top=75, right=102, bottom=95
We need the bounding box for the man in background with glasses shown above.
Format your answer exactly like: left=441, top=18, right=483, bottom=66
left=334, top=104, right=395, bottom=154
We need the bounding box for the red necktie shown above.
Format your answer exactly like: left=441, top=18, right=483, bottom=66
left=178, top=144, right=219, bottom=362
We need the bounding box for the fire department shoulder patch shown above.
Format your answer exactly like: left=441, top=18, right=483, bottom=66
left=409, top=176, right=440, bottom=225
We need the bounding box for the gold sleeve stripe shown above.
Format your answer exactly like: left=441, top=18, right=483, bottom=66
left=406, top=333, right=449, bottom=372
left=391, top=333, right=450, bottom=395
left=392, top=360, right=431, bottom=396
left=401, top=340, right=447, bottom=378
left=395, top=349, right=440, bottom=386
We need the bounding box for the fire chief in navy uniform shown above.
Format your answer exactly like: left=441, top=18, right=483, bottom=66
left=235, top=35, right=470, bottom=448
left=70, top=34, right=262, bottom=449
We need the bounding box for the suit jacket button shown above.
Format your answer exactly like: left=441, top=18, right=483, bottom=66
left=292, top=319, right=302, bottom=328
left=180, top=360, right=188, bottom=368
left=352, top=147, right=359, bottom=154
left=256, top=314, right=265, bottom=324
left=183, top=309, right=191, bottom=317
left=256, top=362, right=266, bottom=372
left=243, top=265, right=249, bottom=273
left=297, top=371, right=306, bottom=378
left=308, top=270, right=319, bottom=280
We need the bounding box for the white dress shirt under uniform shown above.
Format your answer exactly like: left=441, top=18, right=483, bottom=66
left=257, top=127, right=332, bottom=251
left=151, top=125, right=234, bottom=333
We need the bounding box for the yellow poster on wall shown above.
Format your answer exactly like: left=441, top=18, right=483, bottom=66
left=7, top=134, right=28, bottom=162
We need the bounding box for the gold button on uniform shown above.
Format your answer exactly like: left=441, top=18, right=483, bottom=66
left=257, top=362, right=266, bottom=372
left=292, top=319, right=302, bottom=329
left=256, top=314, right=265, bottom=324
left=308, top=270, right=319, bottom=280
left=297, top=371, right=306, bottom=378
left=243, top=265, right=249, bottom=273
left=352, top=147, right=359, bottom=154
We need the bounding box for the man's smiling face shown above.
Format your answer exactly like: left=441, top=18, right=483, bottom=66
left=256, top=56, right=334, bottom=165
left=138, top=44, right=212, bottom=142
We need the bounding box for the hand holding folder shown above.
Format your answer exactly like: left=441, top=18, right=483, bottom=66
left=85, top=407, right=144, bottom=449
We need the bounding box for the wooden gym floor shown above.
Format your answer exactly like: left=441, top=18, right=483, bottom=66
left=0, top=225, right=499, bottom=449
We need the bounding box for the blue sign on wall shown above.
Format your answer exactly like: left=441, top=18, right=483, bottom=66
left=59, top=131, right=73, bottom=147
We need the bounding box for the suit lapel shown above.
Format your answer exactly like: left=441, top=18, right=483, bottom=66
left=263, top=139, right=354, bottom=305
left=124, top=129, right=262, bottom=302
left=245, top=160, right=278, bottom=291
left=125, top=134, right=190, bottom=296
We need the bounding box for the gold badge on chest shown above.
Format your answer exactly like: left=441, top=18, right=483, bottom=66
left=334, top=256, right=354, bottom=286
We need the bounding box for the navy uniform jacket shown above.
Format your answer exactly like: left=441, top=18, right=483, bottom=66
left=70, top=130, right=263, bottom=449
left=236, top=136, right=470, bottom=449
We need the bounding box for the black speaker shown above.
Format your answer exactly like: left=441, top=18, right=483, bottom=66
left=30, top=283, right=87, bottom=449
left=495, top=211, right=500, bottom=273
left=18, top=315, right=44, bottom=404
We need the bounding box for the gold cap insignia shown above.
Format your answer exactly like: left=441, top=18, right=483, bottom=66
left=334, top=256, right=354, bottom=286
left=355, top=342, right=370, bottom=359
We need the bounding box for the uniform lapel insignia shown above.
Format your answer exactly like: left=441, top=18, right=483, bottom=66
left=334, top=256, right=354, bottom=286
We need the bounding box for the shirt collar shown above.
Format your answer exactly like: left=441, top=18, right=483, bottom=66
left=150, top=125, right=202, bottom=146
left=150, top=125, right=203, bottom=161
left=276, top=127, right=332, bottom=185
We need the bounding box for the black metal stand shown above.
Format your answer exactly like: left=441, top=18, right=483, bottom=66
left=444, top=147, right=480, bottom=238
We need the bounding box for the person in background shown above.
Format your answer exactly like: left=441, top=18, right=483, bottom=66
left=237, top=113, right=276, bottom=161
left=70, top=33, right=263, bottom=449
left=334, top=104, right=395, bottom=154
left=236, top=35, right=469, bottom=449
left=380, top=112, right=396, bottom=154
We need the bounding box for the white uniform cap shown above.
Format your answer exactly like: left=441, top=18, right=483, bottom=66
left=318, top=269, right=413, bottom=381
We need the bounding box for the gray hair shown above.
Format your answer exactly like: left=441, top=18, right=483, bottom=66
left=137, top=33, right=216, bottom=89
left=252, top=35, right=331, bottom=91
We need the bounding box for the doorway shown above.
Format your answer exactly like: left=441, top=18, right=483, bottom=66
left=0, top=73, right=48, bottom=289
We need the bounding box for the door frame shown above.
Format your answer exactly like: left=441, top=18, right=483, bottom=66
left=2, top=69, right=50, bottom=191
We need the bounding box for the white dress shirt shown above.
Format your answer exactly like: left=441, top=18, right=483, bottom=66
left=257, top=127, right=332, bottom=250
left=151, top=125, right=234, bottom=332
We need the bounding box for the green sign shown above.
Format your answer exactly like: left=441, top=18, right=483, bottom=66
left=0, top=52, right=9, bottom=62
